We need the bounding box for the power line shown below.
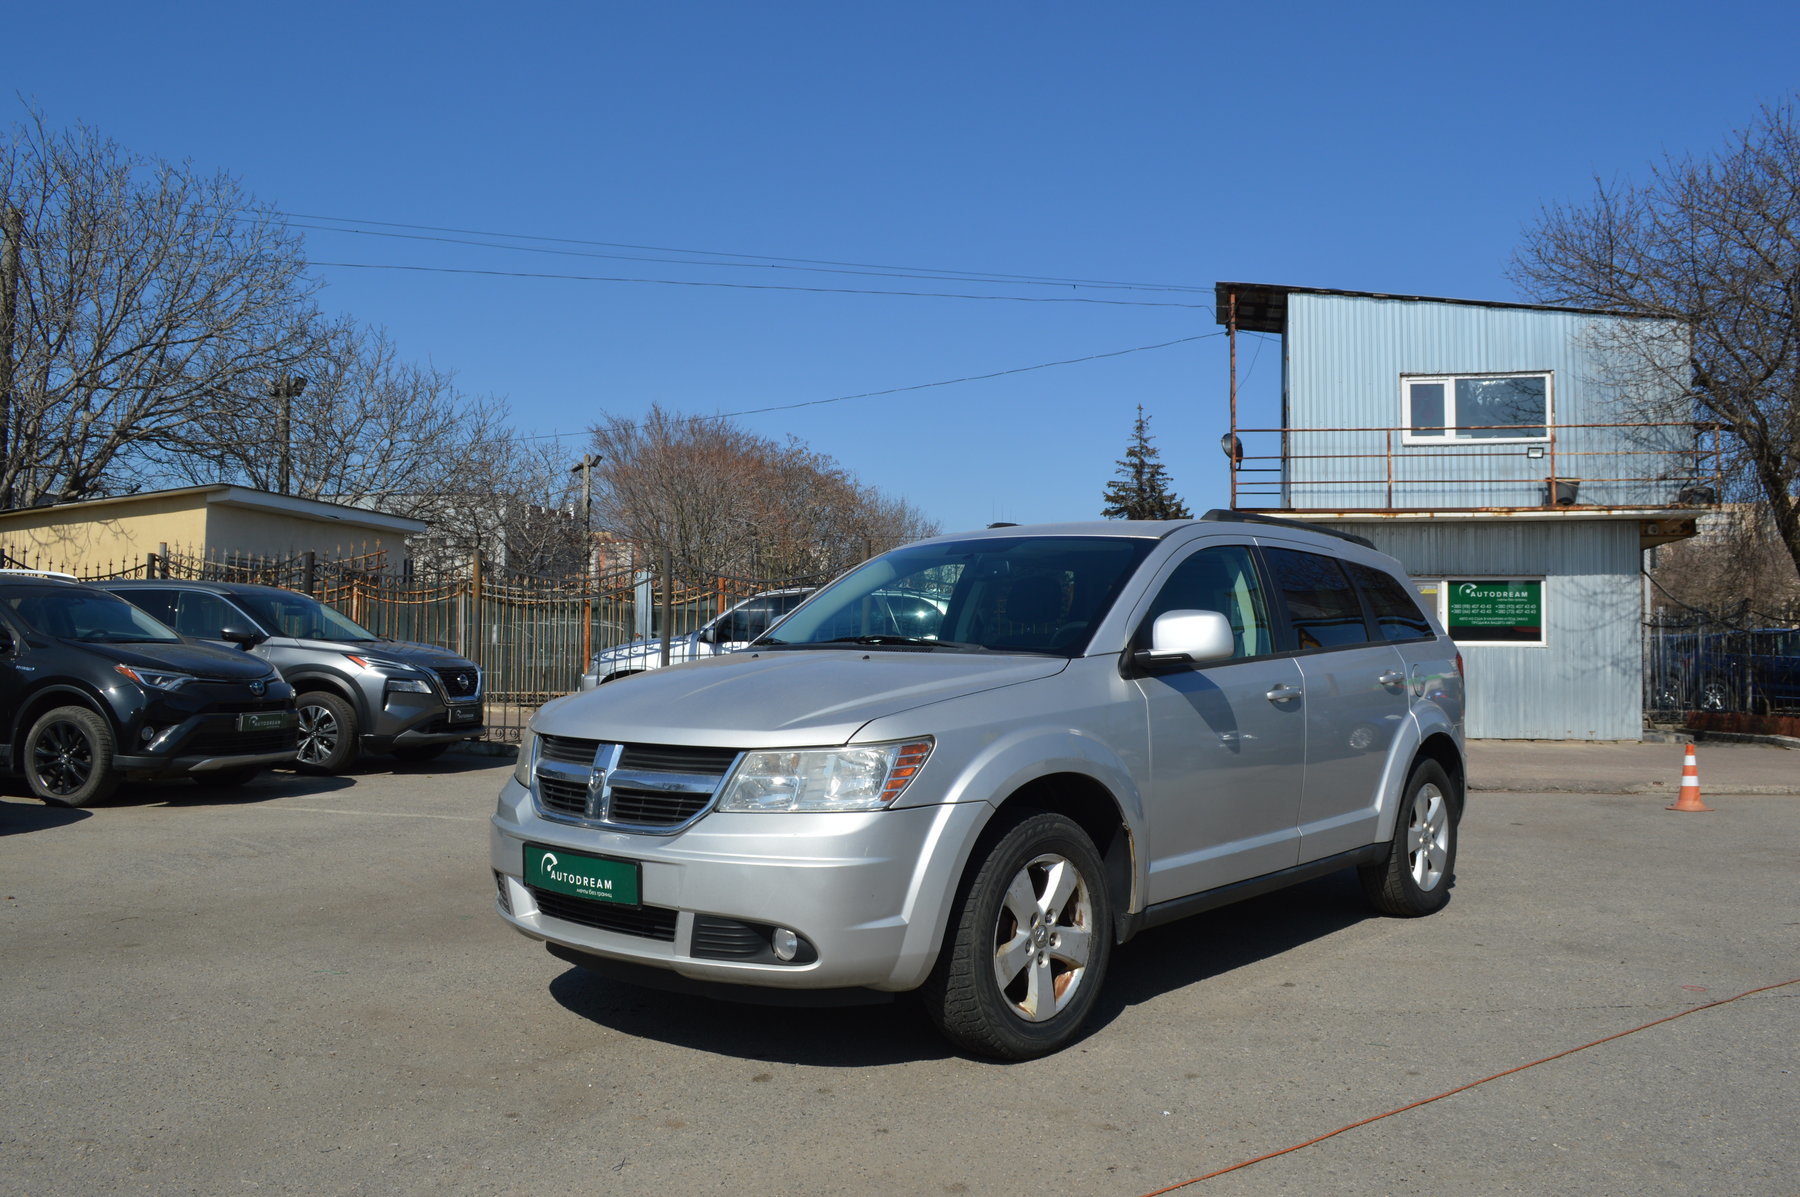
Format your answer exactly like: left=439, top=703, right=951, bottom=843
left=515, top=331, right=1223, bottom=441
left=307, top=260, right=1211, bottom=308
left=275, top=209, right=1213, bottom=295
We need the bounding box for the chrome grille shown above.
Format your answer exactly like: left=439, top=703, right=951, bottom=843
left=530, top=740, right=740, bottom=833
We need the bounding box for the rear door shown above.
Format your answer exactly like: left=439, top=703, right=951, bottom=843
left=1258, top=544, right=1412, bottom=861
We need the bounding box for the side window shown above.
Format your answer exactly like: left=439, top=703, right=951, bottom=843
left=173, top=591, right=239, bottom=640
left=1264, top=548, right=1374, bottom=650
left=1141, top=545, right=1271, bottom=659
left=109, top=588, right=177, bottom=624
left=1347, top=562, right=1433, bottom=643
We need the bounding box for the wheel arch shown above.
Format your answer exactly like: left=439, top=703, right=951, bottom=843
left=9, top=685, right=113, bottom=771
left=1413, top=731, right=1466, bottom=819
left=289, top=672, right=363, bottom=715
left=985, top=771, right=1135, bottom=945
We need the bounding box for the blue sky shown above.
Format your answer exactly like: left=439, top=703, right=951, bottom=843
left=11, top=1, right=1798, bottom=534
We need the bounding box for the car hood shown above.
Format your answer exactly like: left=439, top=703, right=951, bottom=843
left=537, top=649, right=1070, bottom=747
left=62, top=637, right=274, bottom=682
left=287, top=638, right=477, bottom=669
left=592, top=632, right=702, bottom=664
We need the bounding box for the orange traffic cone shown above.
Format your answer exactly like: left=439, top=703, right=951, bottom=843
left=1668, top=743, right=1712, bottom=812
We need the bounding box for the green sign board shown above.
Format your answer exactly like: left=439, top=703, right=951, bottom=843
left=525, top=846, right=640, bottom=905
left=1447, top=579, right=1542, bottom=642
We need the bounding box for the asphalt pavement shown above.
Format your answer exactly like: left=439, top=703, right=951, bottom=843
left=2, top=743, right=1795, bottom=1196
left=1467, top=735, right=1800, bottom=795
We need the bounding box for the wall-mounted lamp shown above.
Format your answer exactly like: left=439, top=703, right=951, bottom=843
left=1526, top=446, right=1546, bottom=459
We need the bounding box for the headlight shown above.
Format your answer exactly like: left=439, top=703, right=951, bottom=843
left=513, top=731, right=538, bottom=788
left=114, top=663, right=194, bottom=691
left=717, top=738, right=932, bottom=812
left=384, top=677, right=433, bottom=694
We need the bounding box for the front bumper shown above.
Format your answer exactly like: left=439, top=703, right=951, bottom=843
left=113, top=709, right=299, bottom=779
left=489, top=777, right=986, bottom=993
left=364, top=691, right=484, bottom=749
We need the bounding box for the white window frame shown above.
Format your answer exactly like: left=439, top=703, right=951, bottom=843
left=1401, top=372, right=1553, bottom=445
left=1413, top=576, right=1547, bottom=648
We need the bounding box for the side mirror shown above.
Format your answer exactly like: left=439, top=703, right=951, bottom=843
left=219, top=623, right=266, bottom=651
left=1132, top=609, right=1236, bottom=670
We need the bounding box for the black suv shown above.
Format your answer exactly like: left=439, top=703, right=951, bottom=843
left=0, top=574, right=298, bottom=806
left=93, top=579, right=483, bottom=772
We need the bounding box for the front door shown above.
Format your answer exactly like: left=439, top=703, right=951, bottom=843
left=1132, top=543, right=1307, bottom=903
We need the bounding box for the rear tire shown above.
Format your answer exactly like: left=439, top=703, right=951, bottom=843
left=24, top=706, right=120, bottom=807
left=1360, top=759, right=1458, bottom=917
left=922, top=811, right=1112, bottom=1060
left=295, top=692, right=359, bottom=774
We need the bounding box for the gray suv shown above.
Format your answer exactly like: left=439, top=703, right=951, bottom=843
left=494, top=514, right=1464, bottom=1059
left=95, top=580, right=483, bottom=773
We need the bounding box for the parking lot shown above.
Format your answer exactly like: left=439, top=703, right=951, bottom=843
left=2, top=754, right=1795, bottom=1196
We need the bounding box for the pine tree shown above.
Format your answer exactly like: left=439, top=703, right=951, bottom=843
left=1101, top=406, right=1192, bottom=520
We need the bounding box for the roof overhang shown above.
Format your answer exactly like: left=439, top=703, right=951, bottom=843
left=1213, top=281, right=1665, bottom=335
left=0, top=485, right=427, bottom=536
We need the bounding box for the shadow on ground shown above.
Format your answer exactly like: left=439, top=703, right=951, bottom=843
left=545, top=870, right=1388, bottom=1065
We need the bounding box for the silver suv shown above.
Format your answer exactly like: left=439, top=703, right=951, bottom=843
left=579, top=587, right=815, bottom=690
left=95, top=580, right=483, bottom=773
left=494, top=514, right=1465, bottom=1059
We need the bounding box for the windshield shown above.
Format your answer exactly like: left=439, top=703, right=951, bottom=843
left=235, top=590, right=379, bottom=642
left=5, top=589, right=182, bottom=643
left=762, top=536, right=1155, bottom=656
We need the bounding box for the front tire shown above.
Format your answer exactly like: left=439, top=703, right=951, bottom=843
left=923, top=811, right=1112, bottom=1060
left=1360, top=759, right=1458, bottom=917
left=295, top=692, right=359, bottom=773
left=24, top=706, right=120, bottom=807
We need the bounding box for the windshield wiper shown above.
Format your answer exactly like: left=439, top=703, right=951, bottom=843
left=820, top=635, right=986, bottom=650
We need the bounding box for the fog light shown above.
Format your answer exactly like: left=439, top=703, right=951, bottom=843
left=771, top=928, right=800, bottom=962
left=140, top=727, right=157, bottom=742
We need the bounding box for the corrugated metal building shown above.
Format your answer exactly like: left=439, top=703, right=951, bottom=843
left=1215, top=283, right=1713, bottom=741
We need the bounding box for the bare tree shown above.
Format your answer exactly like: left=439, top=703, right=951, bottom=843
left=0, top=110, right=318, bottom=508
left=587, top=405, right=937, bottom=582
left=1510, top=98, right=1800, bottom=576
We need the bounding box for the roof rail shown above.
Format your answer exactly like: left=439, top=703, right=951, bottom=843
left=1199, top=509, right=1377, bottom=550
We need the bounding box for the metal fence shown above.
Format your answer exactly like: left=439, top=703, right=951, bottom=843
left=13, top=542, right=813, bottom=744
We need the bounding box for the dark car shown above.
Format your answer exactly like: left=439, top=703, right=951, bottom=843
left=0, top=574, right=298, bottom=806
left=93, top=579, right=483, bottom=772
left=1683, top=628, right=1800, bottom=713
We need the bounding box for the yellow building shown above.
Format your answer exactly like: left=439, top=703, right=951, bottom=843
left=0, top=485, right=425, bottom=578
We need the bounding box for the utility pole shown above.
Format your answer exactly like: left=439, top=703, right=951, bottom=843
left=0, top=206, right=22, bottom=510
left=569, top=453, right=602, bottom=668
left=270, top=374, right=308, bottom=495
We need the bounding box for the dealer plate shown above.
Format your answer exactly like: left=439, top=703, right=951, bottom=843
left=525, top=845, right=640, bottom=906
left=237, top=710, right=294, bottom=732
left=448, top=705, right=480, bottom=723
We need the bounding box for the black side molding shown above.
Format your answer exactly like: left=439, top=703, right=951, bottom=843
left=1116, top=844, right=1387, bottom=943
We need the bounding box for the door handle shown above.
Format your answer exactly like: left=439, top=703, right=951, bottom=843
left=1378, top=670, right=1405, bottom=688
left=1265, top=684, right=1303, bottom=703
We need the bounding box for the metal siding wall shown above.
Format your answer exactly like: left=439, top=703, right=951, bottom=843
left=1339, top=520, right=1643, bottom=740
left=1285, top=295, right=1686, bottom=509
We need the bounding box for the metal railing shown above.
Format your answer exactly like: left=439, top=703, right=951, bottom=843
left=1227, top=420, right=1724, bottom=512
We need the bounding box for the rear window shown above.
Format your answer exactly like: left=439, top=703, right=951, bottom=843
left=1347, top=562, right=1434, bottom=643
left=1263, top=549, right=1373, bottom=650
